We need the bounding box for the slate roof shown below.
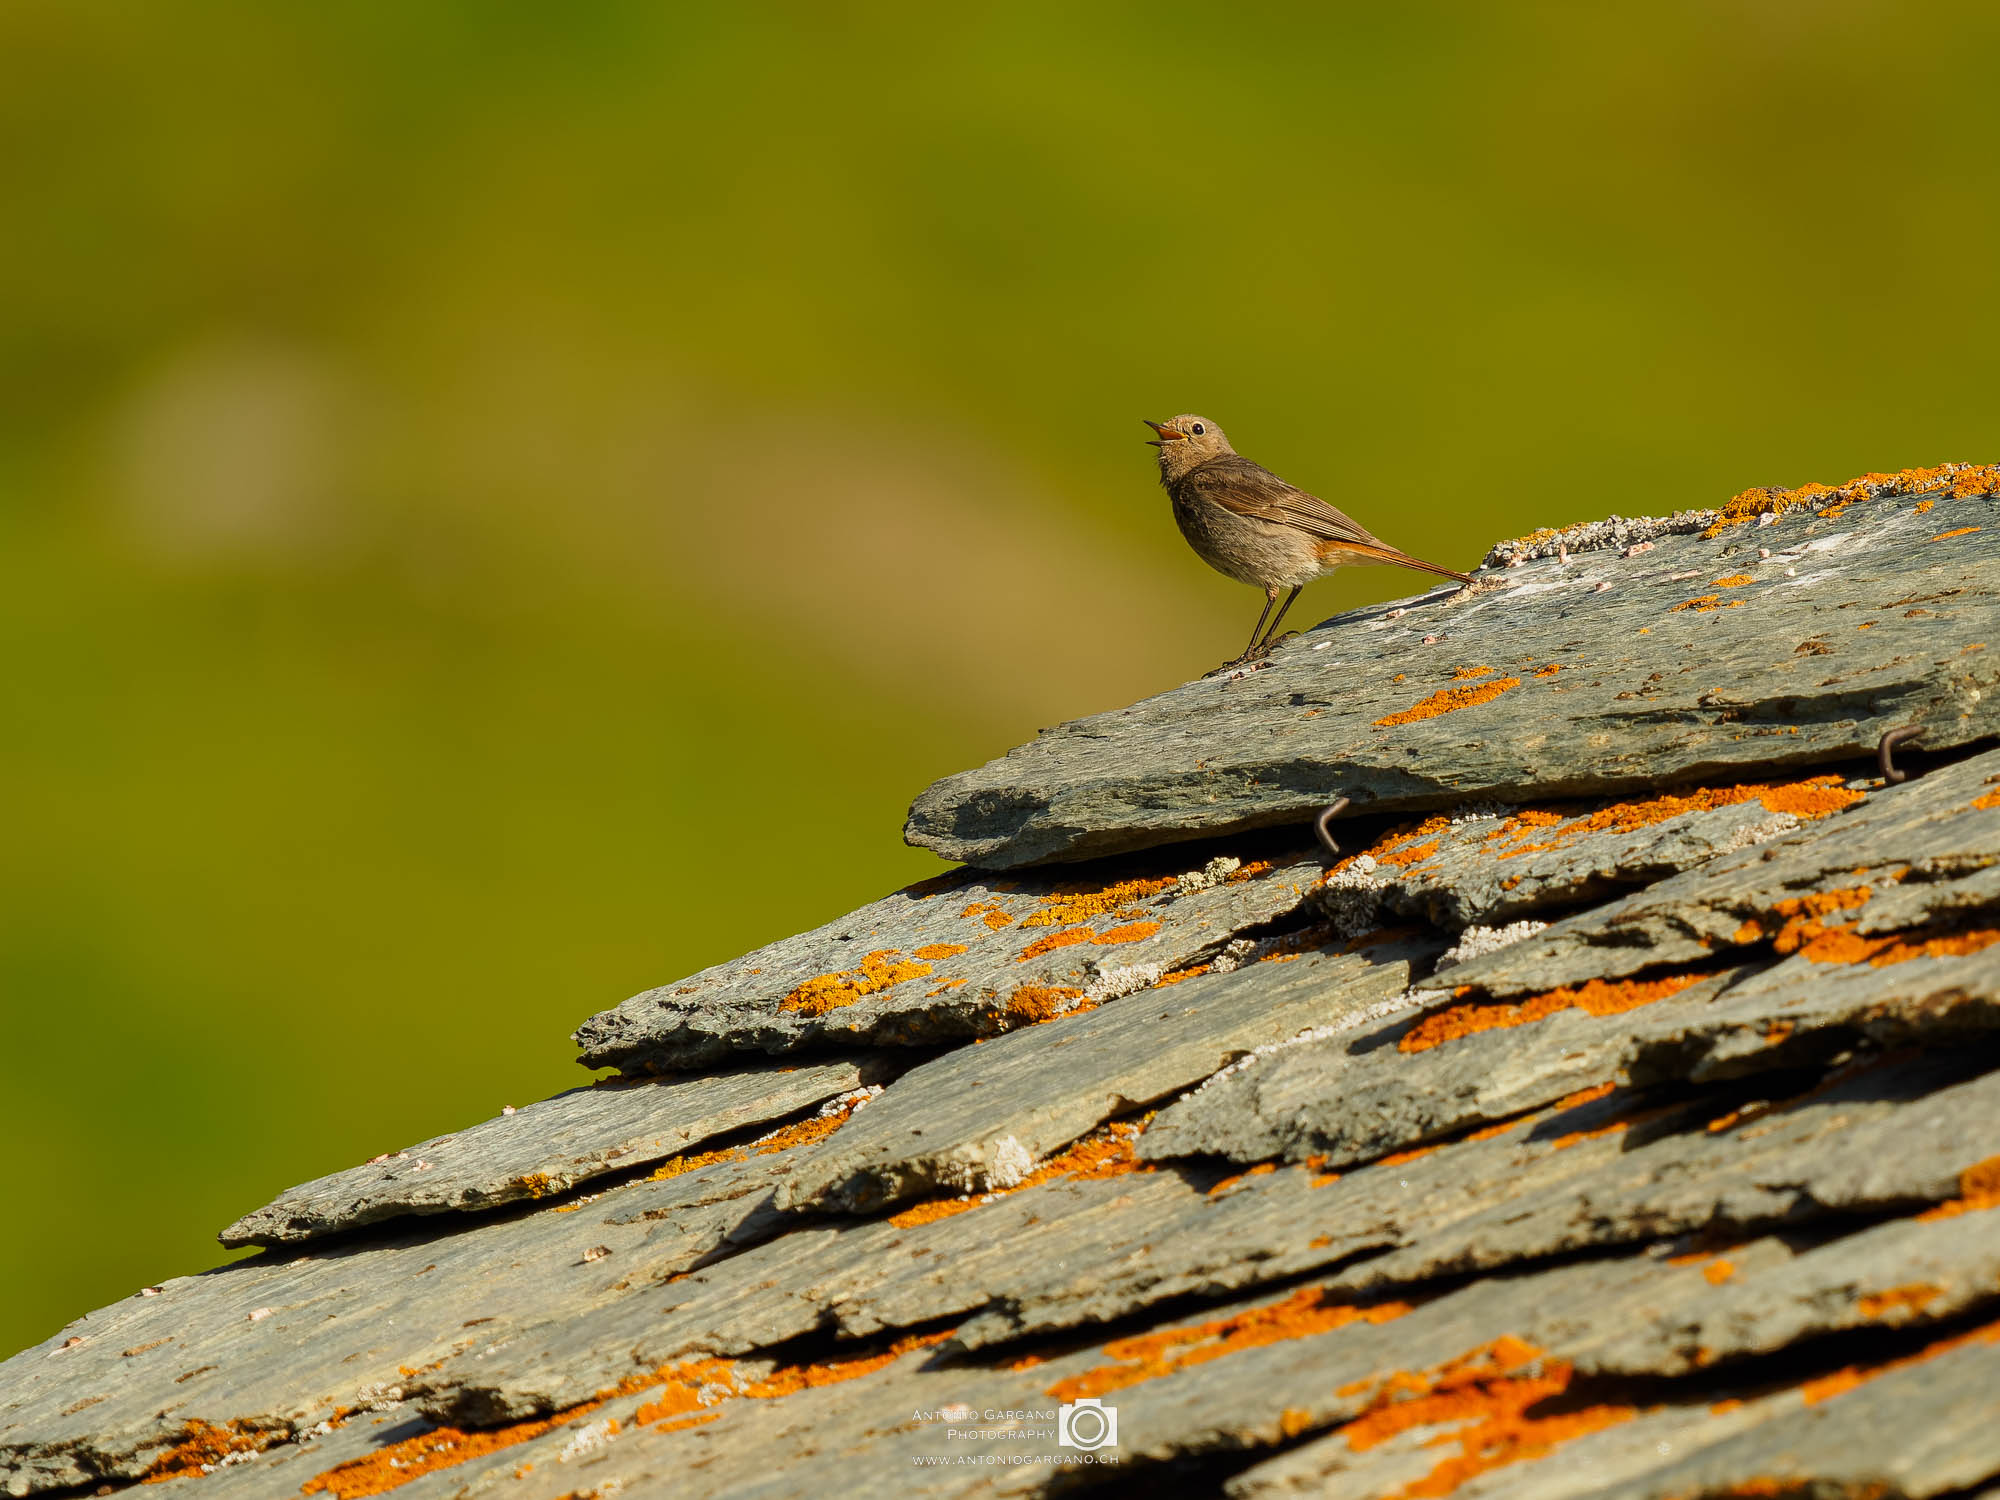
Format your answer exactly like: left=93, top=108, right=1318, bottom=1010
left=7, top=465, right=2000, bottom=1500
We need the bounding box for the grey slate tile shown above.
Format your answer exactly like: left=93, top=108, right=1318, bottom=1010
left=217, top=1057, right=878, bottom=1247
left=574, top=845, right=1326, bottom=1073
left=907, top=489, right=2000, bottom=868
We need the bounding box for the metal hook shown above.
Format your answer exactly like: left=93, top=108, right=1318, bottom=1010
left=1878, top=725, right=1926, bottom=785
left=1314, top=797, right=1352, bottom=860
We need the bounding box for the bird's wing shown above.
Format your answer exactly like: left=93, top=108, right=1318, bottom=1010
left=1179, top=456, right=1381, bottom=547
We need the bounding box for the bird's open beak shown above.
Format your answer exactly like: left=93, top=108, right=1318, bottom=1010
left=1143, top=419, right=1184, bottom=448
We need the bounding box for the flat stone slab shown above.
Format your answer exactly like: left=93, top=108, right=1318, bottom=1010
left=0, top=1102, right=872, bottom=1493
left=906, top=487, right=2000, bottom=867
left=387, top=1213, right=2000, bottom=1500
left=1313, top=772, right=1861, bottom=934
left=1609, top=1326, right=2000, bottom=1500
left=1143, top=926, right=2000, bottom=1170
left=23, top=1044, right=2000, bottom=1498
left=965, top=1050, right=2000, bottom=1352
left=1227, top=1323, right=2000, bottom=1500
left=26, top=481, right=2000, bottom=1500
left=415, top=1052, right=2000, bottom=1425
left=574, top=844, right=1324, bottom=1074
left=217, top=1058, right=876, bottom=1247
left=1444, top=742, right=2000, bottom=999
left=776, top=948, right=1411, bottom=1213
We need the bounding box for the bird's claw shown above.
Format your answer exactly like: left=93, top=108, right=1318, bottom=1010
left=1206, top=651, right=1270, bottom=678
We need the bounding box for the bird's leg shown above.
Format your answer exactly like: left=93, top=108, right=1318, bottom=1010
left=1238, top=588, right=1279, bottom=660
left=1252, top=586, right=1303, bottom=655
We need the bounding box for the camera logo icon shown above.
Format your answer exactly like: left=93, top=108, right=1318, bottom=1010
left=1057, top=1397, right=1118, bottom=1451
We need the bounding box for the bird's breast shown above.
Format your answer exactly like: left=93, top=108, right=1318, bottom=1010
left=1169, top=488, right=1323, bottom=589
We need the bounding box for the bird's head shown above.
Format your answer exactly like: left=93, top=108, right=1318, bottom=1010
left=1143, top=414, right=1231, bottom=480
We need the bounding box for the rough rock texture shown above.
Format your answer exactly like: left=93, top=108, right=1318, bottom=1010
left=218, top=1057, right=878, bottom=1247
left=9, top=473, right=2000, bottom=1500
left=908, top=484, right=2000, bottom=868
left=574, top=844, right=1324, bottom=1073
left=1309, top=775, right=1857, bottom=933
left=776, top=948, right=1408, bottom=1213
left=1441, top=741, right=2000, bottom=998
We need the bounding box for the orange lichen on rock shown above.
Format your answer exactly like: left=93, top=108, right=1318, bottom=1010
left=303, top=1407, right=599, bottom=1499
left=1533, top=663, right=1561, bottom=678
left=887, top=1120, right=1150, bottom=1227
left=1339, top=1338, right=1636, bottom=1499
left=1932, top=526, right=1982, bottom=541
left=1374, top=677, right=1522, bottom=727
left=1756, top=886, right=1874, bottom=954
left=1018, top=876, right=1176, bottom=929
left=1020, top=920, right=1163, bottom=960
left=747, top=1111, right=850, bottom=1156
left=1094, top=920, right=1162, bottom=945
left=1555, top=1083, right=1617, bottom=1110
left=1973, top=791, right=2000, bottom=811
left=1672, top=595, right=1733, bottom=613
left=312, top=1329, right=958, bottom=1498
left=1755, top=883, right=2000, bottom=968
left=1712, top=574, right=1755, bottom=588
left=648, top=1143, right=746, bottom=1184
left=1488, top=777, right=1861, bottom=863
left=143, top=1421, right=283, bottom=1484
left=1547, top=1117, right=1631, bottom=1152
left=1704, top=1260, right=1736, bottom=1286
left=1207, top=1161, right=1280, bottom=1197
left=1801, top=1310, right=2000, bottom=1405
left=1001, top=985, right=1090, bottom=1025
left=1154, top=964, right=1210, bottom=986
left=1796, top=922, right=2000, bottom=968
left=961, top=900, right=1014, bottom=930
left=1917, top=1155, right=2000, bottom=1221
left=911, top=944, right=967, bottom=962
left=1703, top=463, right=2000, bottom=536
left=1323, top=815, right=1453, bottom=880
left=1399, top=972, right=1711, bottom=1054
left=737, top=1330, right=956, bottom=1399
left=648, top=1100, right=860, bottom=1184
left=1451, top=665, right=1493, bottom=681
left=782, top=950, right=935, bottom=1015
left=1377, top=1145, right=1440, bottom=1169
left=1015, top=928, right=1092, bottom=962
left=1378, top=839, right=1441, bottom=869
left=1046, top=1287, right=1412, bottom=1402
left=1857, top=1283, right=1945, bottom=1321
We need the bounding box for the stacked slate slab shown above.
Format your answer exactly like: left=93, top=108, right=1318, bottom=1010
left=5, top=471, right=2000, bottom=1500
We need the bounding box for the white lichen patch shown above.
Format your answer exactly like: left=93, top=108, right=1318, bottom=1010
left=1173, top=855, right=1242, bottom=895
left=1433, top=919, right=1550, bottom=974
left=982, top=1135, right=1035, bottom=1191
left=1315, top=854, right=1385, bottom=937
left=554, top=1417, right=621, bottom=1463
left=1483, top=510, right=1722, bottom=570
left=1714, top=812, right=1799, bottom=855
left=1082, top=962, right=1164, bottom=1002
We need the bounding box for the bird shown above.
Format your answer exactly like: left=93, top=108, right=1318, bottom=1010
left=1144, top=414, right=1474, bottom=670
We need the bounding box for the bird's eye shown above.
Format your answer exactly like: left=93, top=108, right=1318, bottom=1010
left=1192, top=423, right=1206, bottom=435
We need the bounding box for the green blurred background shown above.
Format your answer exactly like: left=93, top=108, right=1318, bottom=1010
left=3, top=1, right=1997, bottom=1356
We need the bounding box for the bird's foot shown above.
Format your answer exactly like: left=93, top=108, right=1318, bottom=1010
left=1206, top=650, right=1271, bottom=678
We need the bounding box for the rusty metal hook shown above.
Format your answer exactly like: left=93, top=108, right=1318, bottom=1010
left=1878, top=725, right=1926, bottom=785
left=1314, top=797, right=1352, bottom=861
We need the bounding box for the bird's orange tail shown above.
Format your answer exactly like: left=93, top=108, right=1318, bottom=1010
left=1319, top=538, right=1475, bottom=585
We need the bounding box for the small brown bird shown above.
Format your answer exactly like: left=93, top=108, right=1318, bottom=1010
left=1145, top=414, right=1474, bottom=669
